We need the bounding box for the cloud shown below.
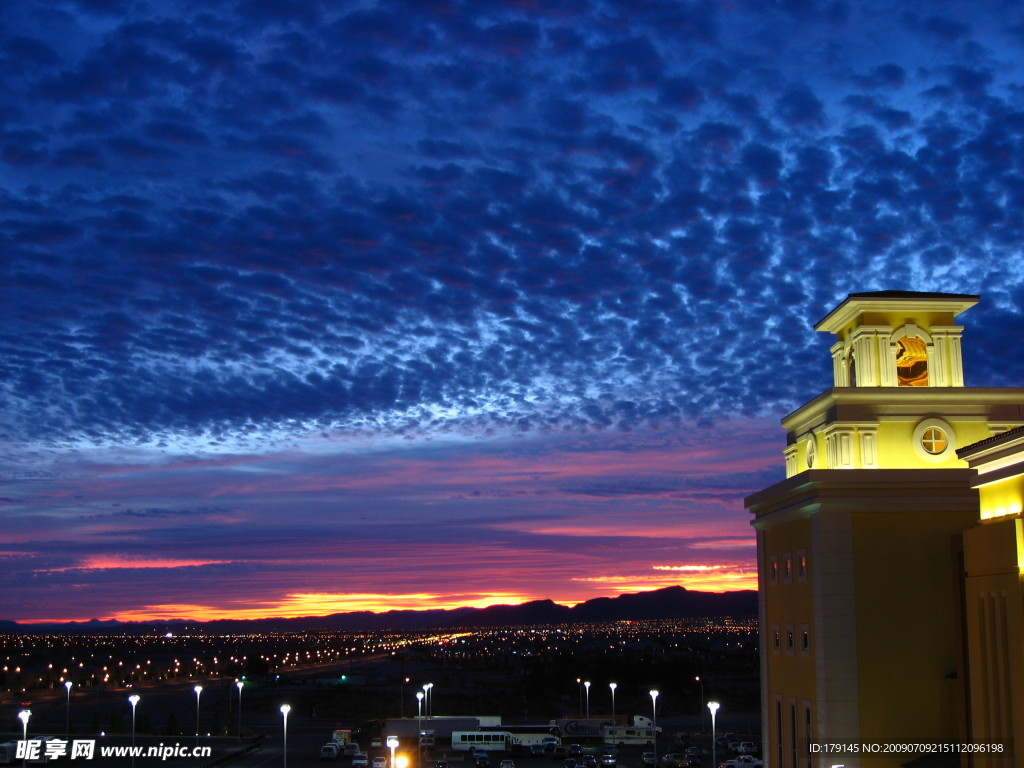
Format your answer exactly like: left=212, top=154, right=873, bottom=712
left=2, top=0, right=1024, bottom=620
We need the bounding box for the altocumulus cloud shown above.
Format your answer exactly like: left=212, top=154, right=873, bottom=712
left=1, top=0, right=1024, bottom=452
left=3, top=0, right=1024, bottom=620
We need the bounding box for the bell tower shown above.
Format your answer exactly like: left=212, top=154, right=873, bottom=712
left=781, top=292, right=1022, bottom=478
left=818, top=291, right=975, bottom=388
left=746, top=291, right=1024, bottom=768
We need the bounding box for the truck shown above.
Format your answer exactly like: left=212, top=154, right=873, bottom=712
left=601, top=716, right=660, bottom=746
left=332, top=730, right=353, bottom=747
left=550, top=719, right=615, bottom=739
left=718, top=758, right=763, bottom=768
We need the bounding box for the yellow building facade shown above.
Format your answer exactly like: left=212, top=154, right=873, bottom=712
left=957, top=428, right=1024, bottom=766
left=746, top=292, right=1024, bottom=768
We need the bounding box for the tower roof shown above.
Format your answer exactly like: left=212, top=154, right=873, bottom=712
left=815, top=291, right=979, bottom=333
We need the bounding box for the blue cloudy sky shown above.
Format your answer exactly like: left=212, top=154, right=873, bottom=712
left=3, top=0, right=1024, bottom=622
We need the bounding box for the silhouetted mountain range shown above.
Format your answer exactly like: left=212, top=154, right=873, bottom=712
left=2, top=586, right=756, bottom=634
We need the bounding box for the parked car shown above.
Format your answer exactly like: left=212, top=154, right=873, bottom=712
left=371, top=740, right=383, bottom=749
left=642, top=754, right=656, bottom=768
left=658, top=754, right=688, bottom=768
left=321, top=744, right=340, bottom=760
left=582, top=756, right=597, bottom=768
left=563, top=759, right=577, bottom=768
left=372, top=758, right=386, bottom=768
left=435, top=762, right=449, bottom=768
left=735, top=744, right=757, bottom=756
left=718, top=758, right=763, bottom=768
left=568, top=746, right=583, bottom=757
left=551, top=747, right=569, bottom=760
left=352, top=754, right=369, bottom=768
left=475, top=754, right=491, bottom=768
left=600, top=755, right=616, bottom=767
left=499, top=760, right=515, bottom=768
left=531, top=746, right=547, bottom=756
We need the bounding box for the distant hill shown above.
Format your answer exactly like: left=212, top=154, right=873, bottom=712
left=1, top=586, right=756, bottom=634
left=447, top=585, right=757, bottom=627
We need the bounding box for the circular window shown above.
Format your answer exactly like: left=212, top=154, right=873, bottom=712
left=920, top=426, right=947, bottom=455
left=913, top=418, right=956, bottom=462
left=804, top=436, right=817, bottom=469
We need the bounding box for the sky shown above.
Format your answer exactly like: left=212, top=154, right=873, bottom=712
left=4, top=0, right=1024, bottom=624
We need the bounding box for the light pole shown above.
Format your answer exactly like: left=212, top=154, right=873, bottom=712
left=236, top=681, right=244, bottom=740
left=425, top=682, right=434, bottom=717
left=129, top=695, right=140, bottom=768
left=584, top=681, right=591, bottom=718
left=649, top=690, right=659, bottom=764
left=707, top=701, right=719, bottom=768
left=280, top=705, right=291, bottom=768
left=609, top=683, right=617, bottom=719
left=387, top=736, right=399, bottom=768
left=18, top=710, right=30, bottom=768
left=416, top=692, right=424, bottom=763
left=695, top=677, right=705, bottom=733
left=193, top=685, right=203, bottom=748
left=65, top=681, right=73, bottom=738
left=400, top=678, right=409, bottom=718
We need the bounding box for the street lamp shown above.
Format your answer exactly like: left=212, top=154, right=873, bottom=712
left=401, top=678, right=409, bottom=718
left=609, top=683, right=617, bottom=719
left=707, top=701, right=720, bottom=768
left=649, top=690, right=659, bottom=764
left=193, top=685, right=203, bottom=748
left=129, top=695, right=140, bottom=768
left=280, top=705, right=291, bottom=768
left=425, top=682, right=434, bottom=717
left=576, top=678, right=582, bottom=716
left=584, top=681, right=591, bottom=718
left=18, top=710, right=30, bottom=768
left=416, top=692, right=424, bottom=762
left=387, top=736, right=399, bottom=768
left=236, top=681, right=244, bottom=740
left=65, top=681, right=73, bottom=738
left=695, top=677, right=705, bottom=733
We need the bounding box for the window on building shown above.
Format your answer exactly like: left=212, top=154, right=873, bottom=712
left=800, top=625, right=810, bottom=656
left=797, top=550, right=808, bottom=581
left=804, top=705, right=812, bottom=768
left=770, top=556, right=779, bottom=585
left=772, top=625, right=781, bottom=654
left=920, top=426, right=947, bottom=454
left=785, top=624, right=794, bottom=654
left=790, top=702, right=797, bottom=768
left=895, top=336, right=928, bottom=386
left=776, top=699, right=783, bottom=768
left=783, top=554, right=792, bottom=583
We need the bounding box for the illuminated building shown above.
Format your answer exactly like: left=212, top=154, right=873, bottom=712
left=956, top=428, right=1024, bottom=761
left=745, top=292, right=1024, bottom=767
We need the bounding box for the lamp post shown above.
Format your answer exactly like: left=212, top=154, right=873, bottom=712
left=193, top=685, right=203, bottom=748
left=416, top=691, right=424, bottom=763
left=426, top=682, right=434, bottom=717
left=65, top=681, right=73, bottom=738
left=236, top=681, right=244, bottom=740
left=18, top=710, right=30, bottom=768
left=649, top=690, right=659, bottom=764
left=695, top=677, right=705, bottom=733
left=576, top=679, right=582, bottom=716
left=129, top=695, right=140, bottom=768
left=387, top=736, right=399, bottom=768
left=400, top=678, right=409, bottom=718
left=584, top=681, right=591, bottom=718
left=707, top=702, right=719, bottom=768
left=280, top=705, right=291, bottom=768
left=609, top=683, right=617, bottom=719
